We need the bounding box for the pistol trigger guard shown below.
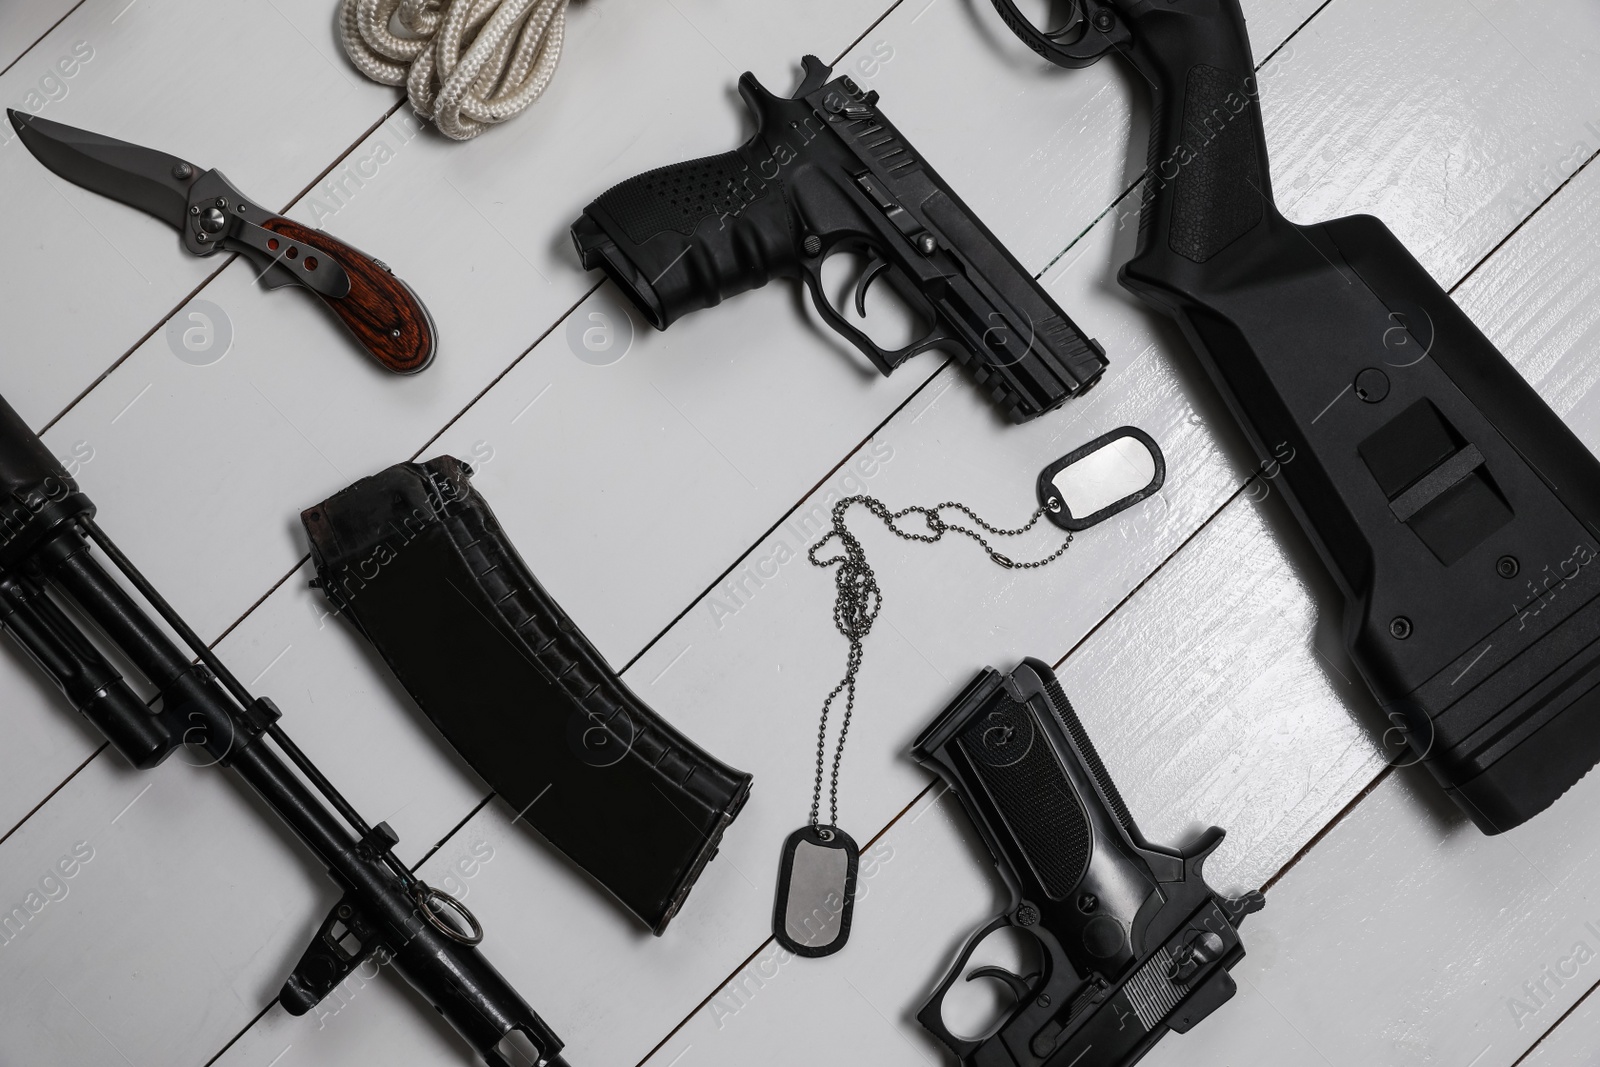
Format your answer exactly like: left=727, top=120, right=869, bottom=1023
left=916, top=913, right=1012, bottom=1059
left=799, top=257, right=895, bottom=376
left=800, top=246, right=952, bottom=377
left=989, top=0, right=1130, bottom=68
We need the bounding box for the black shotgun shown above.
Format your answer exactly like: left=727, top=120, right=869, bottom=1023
left=991, top=0, right=1600, bottom=832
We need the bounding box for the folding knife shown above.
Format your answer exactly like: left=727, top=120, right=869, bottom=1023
left=7, top=111, right=435, bottom=374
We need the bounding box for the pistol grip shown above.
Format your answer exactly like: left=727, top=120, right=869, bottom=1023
left=573, top=147, right=796, bottom=330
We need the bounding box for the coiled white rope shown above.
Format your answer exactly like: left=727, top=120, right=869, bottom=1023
left=338, top=0, right=569, bottom=141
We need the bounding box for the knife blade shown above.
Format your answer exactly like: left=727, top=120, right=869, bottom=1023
left=7, top=110, right=436, bottom=375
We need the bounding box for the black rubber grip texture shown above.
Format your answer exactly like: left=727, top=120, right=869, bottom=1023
left=592, top=150, right=769, bottom=246
left=958, top=693, right=1090, bottom=900
left=1044, top=677, right=1137, bottom=837
left=1169, top=64, right=1263, bottom=263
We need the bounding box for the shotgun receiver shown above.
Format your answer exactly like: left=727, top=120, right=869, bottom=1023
left=0, top=393, right=566, bottom=1066
left=572, top=55, right=1108, bottom=423
left=991, top=0, right=1600, bottom=832
left=912, top=660, right=1260, bottom=1066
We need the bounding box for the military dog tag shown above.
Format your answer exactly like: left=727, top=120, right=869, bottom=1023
left=1038, top=426, right=1165, bottom=531
left=773, top=825, right=859, bottom=957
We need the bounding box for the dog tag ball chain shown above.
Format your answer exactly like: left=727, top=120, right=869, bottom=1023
left=774, top=497, right=1072, bottom=956
left=771, top=428, right=1167, bottom=958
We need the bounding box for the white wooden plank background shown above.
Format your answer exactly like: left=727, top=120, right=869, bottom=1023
left=2, top=0, right=1599, bottom=1065
left=0, top=1, right=85, bottom=77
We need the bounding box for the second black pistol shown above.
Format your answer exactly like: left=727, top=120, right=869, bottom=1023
left=913, top=659, right=1262, bottom=1066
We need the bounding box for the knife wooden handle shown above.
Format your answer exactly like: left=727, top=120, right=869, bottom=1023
left=263, top=218, right=436, bottom=374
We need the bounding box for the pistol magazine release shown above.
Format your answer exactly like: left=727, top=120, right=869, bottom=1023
left=912, top=660, right=1261, bottom=1066
left=571, top=55, right=1107, bottom=424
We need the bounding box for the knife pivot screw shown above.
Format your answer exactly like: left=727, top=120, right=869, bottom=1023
left=1092, top=8, right=1115, bottom=31
left=1390, top=616, right=1413, bottom=640
left=199, top=207, right=227, bottom=234
left=172, top=162, right=194, bottom=180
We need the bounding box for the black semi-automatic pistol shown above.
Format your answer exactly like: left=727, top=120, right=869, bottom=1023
left=572, top=56, right=1107, bottom=424
left=912, top=659, right=1261, bottom=1066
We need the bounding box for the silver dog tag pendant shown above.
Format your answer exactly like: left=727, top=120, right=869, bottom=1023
left=773, top=824, right=859, bottom=957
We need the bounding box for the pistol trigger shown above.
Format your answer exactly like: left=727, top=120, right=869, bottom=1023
left=855, top=255, right=892, bottom=317
left=965, top=965, right=1039, bottom=1005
